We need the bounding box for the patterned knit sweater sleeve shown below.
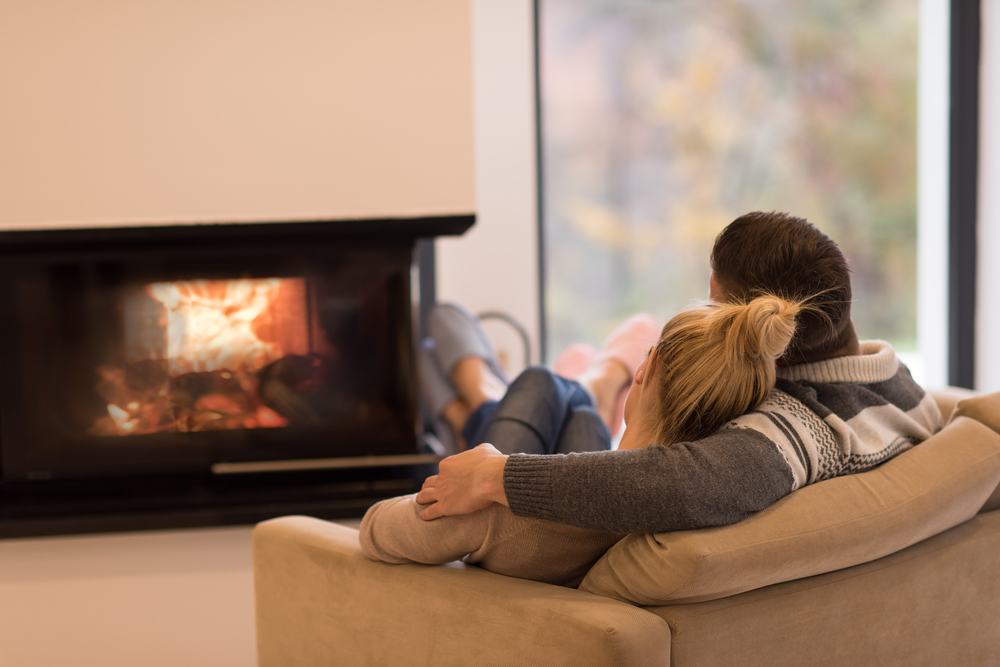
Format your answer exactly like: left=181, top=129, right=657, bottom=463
left=503, top=341, right=942, bottom=534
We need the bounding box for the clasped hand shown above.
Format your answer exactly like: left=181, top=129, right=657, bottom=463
left=416, top=443, right=509, bottom=520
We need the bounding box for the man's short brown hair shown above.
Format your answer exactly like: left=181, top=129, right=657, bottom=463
left=710, top=211, right=853, bottom=362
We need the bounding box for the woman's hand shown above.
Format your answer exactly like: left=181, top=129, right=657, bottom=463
left=416, top=443, right=510, bottom=520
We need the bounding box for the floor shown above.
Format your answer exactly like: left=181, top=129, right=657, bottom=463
left=0, top=518, right=362, bottom=667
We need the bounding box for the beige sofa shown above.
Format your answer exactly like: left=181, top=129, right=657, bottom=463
left=253, top=391, right=1000, bottom=666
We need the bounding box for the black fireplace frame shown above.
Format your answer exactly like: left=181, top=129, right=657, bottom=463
left=0, top=214, right=473, bottom=537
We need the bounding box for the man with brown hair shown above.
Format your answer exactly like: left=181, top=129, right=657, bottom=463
left=710, top=211, right=858, bottom=364
left=415, top=212, right=942, bottom=533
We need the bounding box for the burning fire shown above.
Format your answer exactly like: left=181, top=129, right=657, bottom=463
left=147, top=278, right=284, bottom=374
left=90, top=277, right=310, bottom=436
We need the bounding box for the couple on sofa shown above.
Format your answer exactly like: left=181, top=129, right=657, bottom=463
left=360, top=211, right=943, bottom=585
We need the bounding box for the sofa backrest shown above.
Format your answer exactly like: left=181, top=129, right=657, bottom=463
left=579, top=391, right=1000, bottom=606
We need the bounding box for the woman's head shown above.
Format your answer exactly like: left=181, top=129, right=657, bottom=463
left=625, top=294, right=803, bottom=446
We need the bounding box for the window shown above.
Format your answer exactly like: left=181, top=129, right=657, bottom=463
left=538, top=0, right=947, bottom=382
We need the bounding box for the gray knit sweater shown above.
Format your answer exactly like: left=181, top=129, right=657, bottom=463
left=503, top=341, right=943, bottom=533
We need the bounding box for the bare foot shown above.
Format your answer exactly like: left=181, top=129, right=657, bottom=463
left=577, top=359, right=632, bottom=431
left=451, top=357, right=506, bottom=411
left=440, top=399, right=471, bottom=450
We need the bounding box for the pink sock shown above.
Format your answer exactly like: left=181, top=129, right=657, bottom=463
left=594, top=314, right=660, bottom=378
left=553, top=343, right=598, bottom=380
left=595, top=314, right=660, bottom=437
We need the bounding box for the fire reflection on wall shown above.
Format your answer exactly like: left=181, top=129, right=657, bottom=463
left=90, top=277, right=320, bottom=435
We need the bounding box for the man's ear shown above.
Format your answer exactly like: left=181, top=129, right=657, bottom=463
left=634, top=353, right=650, bottom=384
left=709, top=272, right=725, bottom=302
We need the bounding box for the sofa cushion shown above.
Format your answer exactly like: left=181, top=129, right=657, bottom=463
left=579, top=415, right=1000, bottom=605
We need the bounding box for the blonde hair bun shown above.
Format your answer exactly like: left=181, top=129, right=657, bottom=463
left=742, top=294, right=802, bottom=360
left=711, top=294, right=802, bottom=364
left=644, top=293, right=808, bottom=446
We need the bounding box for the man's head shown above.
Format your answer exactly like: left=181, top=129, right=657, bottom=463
left=709, top=211, right=854, bottom=364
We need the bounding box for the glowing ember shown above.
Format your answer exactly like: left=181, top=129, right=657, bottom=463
left=107, top=403, right=139, bottom=433
left=147, top=278, right=283, bottom=374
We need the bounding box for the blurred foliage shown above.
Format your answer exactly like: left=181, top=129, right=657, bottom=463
left=540, top=0, right=918, bottom=357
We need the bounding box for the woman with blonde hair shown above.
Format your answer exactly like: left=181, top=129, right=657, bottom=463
left=361, top=294, right=805, bottom=586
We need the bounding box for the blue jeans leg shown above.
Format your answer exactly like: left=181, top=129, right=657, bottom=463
left=461, top=399, right=499, bottom=448
left=461, top=366, right=611, bottom=455
left=554, top=406, right=611, bottom=454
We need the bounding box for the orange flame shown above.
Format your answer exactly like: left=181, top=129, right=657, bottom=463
left=147, top=278, right=283, bottom=374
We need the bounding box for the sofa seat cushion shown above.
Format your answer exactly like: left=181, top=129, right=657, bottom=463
left=579, top=411, right=1000, bottom=605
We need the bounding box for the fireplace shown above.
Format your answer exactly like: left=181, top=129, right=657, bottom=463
left=0, top=215, right=471, bottom=536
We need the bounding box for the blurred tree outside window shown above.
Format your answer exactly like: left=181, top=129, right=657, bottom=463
left=539, top=0, right=920, bottom=372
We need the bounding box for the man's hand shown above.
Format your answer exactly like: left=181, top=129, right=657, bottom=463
left=416, top=443, right=509, bottom=520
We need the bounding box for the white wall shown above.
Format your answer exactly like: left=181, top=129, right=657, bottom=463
left=437, top=0, right=540, bottom=367
left=0, top=0, right=473, bottom=228
left=916, top=0, right=951, bottom=389
left=977, top=1, right=1000, bottom=391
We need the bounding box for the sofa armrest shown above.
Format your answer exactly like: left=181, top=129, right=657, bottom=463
left=253, top=516, right=670, bottom=666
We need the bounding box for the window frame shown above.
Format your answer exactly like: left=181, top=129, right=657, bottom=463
left=948, top=0, right=981, bottom=388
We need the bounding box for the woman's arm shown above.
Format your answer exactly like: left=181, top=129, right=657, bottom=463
left=358, top=494, right=493, bottom=564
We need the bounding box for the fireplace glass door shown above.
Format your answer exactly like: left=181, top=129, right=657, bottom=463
left=0, top=243, right=418, bottom=480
